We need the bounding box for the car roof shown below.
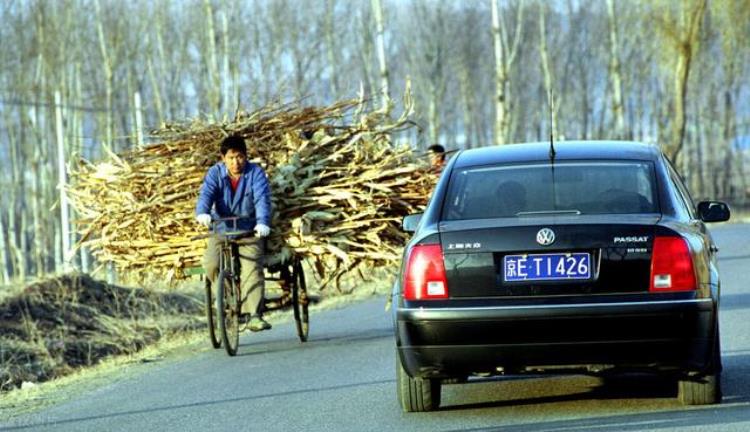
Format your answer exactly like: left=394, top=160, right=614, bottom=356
left=453, top=141, right=661, bottom=169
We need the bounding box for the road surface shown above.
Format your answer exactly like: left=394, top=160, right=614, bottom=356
left=1, top=223, right=749, bottom=431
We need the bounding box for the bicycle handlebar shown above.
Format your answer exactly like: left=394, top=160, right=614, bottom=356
left=190, top=215, right=256, bottom=242
left=190, top=231, right=255, bottom=242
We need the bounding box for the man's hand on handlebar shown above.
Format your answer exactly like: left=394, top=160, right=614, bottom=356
left=254, top=224, right=271, bottom=238
left=196, top=213, right=212, bottom=228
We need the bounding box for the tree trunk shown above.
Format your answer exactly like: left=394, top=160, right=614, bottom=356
left=0, top=213, right=9, bottom=284
left=371, top=0, right=390, bottom=112
left=30, top=148, right=44, bottom=277
left=357, top=9, right=374, bottom=108
left=579, top=59, right=591, bottom=139
left=153, top=12, right=169, bottom=122
left=5, top=107, right=24, bottom=281
left=146, top=57, right=165, bottom=125
left=667, top=0, right=707, bottom=163
left=606, top=0, right=626, bottom=139
left=203, top=0, right=220, bottom=117
left=31, top=6, right=46, bottom=277
left=95, top=0, right=114, bottom=151
left=55, top=91, right=71, bottom=272
left=491, top=0, right=524, bottom=145
left=326, top=0, right=340, bottom=99
left=220, top=10, right=232, bottom=114
left=457, top=67, right=477, bottom=148
left=491, top=0, right=506, bottom=145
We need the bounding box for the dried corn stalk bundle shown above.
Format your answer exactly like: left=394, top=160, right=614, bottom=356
left=68, top=93, right=437, bottom=288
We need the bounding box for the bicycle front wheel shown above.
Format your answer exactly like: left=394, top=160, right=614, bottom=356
left=217, top=269, right=240, bottom=356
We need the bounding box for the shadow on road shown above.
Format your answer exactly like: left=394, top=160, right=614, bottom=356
left=442, top=373, right=676, bottom=412
left=445, top=403, right=750, bottom=432
left=0, top=378, right=395, bottom=431
left=235, top=327, right=392, bottom=357
left=435, top=353, right=750, bottom=430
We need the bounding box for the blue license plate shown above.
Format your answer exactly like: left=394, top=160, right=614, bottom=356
left=503, top=253, right=591, bottom=282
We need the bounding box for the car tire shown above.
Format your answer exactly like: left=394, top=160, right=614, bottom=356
left=678, top=373, right=721, bottom=405
left=678, top=334, right=722, bottom=405
left=397, top=354, right=441, bottom=412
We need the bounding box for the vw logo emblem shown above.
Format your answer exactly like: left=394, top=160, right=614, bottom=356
left=536, top=228, right=556, bottom=246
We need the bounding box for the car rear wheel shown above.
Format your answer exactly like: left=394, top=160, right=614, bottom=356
left=678, top=334, right=722, bottom=405
left=397, top=354, right=441, bottom=412
left=678, top=373, right=721, bottom=405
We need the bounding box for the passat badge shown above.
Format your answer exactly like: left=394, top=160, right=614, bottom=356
left=536, top=228, right=556, bottom=246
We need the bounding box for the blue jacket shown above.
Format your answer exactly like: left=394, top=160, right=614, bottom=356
left=195, top=161, right=272, bottom=232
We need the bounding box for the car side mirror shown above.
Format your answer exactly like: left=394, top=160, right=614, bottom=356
left=402, top=213, right=423, bottom=232
left=697, top=201, right=730, bottom=223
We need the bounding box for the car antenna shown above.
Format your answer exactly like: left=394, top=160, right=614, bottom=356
left=547, top=87, right=558, bottom=212
left=548, top=87, right=556, bottom=163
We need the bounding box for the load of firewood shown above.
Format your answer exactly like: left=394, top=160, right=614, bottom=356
left=67, top=92, right=437, bottom=289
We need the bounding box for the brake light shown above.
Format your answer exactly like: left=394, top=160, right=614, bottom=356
left=649, top=236, right=696, bottom=291
left=403, top=244, right=449, bottom=300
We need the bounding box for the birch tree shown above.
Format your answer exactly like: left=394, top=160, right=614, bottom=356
left=203, top=0, right=221, bottom=117
left=372, top=0, right=391, bottom=112
left=658, top=0, right=708, bottom=163
left=606, top=0, right=627, bottom=139
left=325, top=0, right=340, bottom=99
left=491, top=0, right=524, bottom=145
left=94, top=0, right=115, bottom=151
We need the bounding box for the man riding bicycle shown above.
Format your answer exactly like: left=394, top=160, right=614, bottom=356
left=195, top=135, right=273, bottom=332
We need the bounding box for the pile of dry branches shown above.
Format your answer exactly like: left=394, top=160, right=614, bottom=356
left=68, top=94, right=436, bottom=288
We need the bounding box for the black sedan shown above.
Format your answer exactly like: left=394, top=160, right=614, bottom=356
left=392, top=140, right=730, bottom=412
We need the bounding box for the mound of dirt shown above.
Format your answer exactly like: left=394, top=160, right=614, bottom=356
left=0, top=274, right=203, bottom=392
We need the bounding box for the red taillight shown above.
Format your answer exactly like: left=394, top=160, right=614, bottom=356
left=403, top=244, right=449, bottom=300
left=649, top=236, right=696, bottom=292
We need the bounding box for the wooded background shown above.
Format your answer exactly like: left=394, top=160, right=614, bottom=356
left=0, top=0, right=748, bottom=284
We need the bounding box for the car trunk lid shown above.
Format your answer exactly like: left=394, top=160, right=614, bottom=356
left=439, top=214, right=659, bottom=297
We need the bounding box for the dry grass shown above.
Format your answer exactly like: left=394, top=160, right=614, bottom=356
left=0, top=274, right=204, bottom=393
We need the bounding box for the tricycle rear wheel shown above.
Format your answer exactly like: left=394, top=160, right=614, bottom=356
left=292, top=258, right=309, bottom=342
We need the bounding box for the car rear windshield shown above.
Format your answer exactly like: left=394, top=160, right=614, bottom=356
left=442, top=161, right=658, bottom=220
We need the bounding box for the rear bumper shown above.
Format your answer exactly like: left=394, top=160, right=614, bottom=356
left=396, top=298, right=717, bottom=378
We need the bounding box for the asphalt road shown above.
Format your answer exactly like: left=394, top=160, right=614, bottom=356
left=2, top=223, right=750, bottom=432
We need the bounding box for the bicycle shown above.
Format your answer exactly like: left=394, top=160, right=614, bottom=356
left=190, top=216, right=309, bottom=356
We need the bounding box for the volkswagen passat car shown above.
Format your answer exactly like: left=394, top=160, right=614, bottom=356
left=392, top=141, right=730, bottom=412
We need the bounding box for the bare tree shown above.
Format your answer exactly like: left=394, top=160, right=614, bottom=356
left=325, top=0, right=341, bottom=99
left=0, top=211, right=9, bottom=284
left=657, top=0, right=707, bottom=162
left=452, top=4, right=488, bottom=148
left=204, top=0, right=221, bottom=117
left=491, top=0, right=524, bottom=145
left=372, top=0, right=391, bottom=111
left=402, top=0, right=452, bottom=146
left=94, top=0, right=115, bottom=151
left=606, top=0, right=627, bottom=139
